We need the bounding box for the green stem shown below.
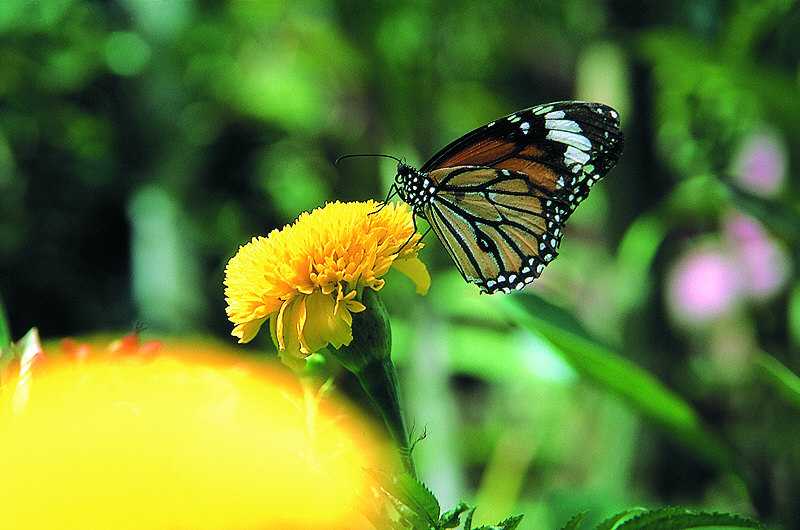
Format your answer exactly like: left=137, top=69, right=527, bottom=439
left=355, top=356, right=416, bottom=477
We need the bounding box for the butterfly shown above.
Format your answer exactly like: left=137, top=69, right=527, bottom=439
left=344, top=101, right=624, bottom=294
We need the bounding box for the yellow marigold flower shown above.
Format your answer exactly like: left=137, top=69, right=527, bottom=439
left=224, top=200, right=429, bottom=367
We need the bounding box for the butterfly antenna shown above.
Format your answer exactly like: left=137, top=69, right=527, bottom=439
left=335, top=153, right=402, bottom=165
left=336, top=153, right=408, bottom=218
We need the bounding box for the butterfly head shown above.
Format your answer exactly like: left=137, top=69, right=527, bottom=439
left=394, top=162, right=415, bottom=187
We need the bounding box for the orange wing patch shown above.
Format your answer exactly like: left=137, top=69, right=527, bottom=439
left=493, top=159, right=560, bottom=191
left=436, top=139, right=518, bottom=168
left=518, top=144, right=544, bottom=157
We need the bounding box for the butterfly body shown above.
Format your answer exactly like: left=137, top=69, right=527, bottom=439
left=393, top=101, right=624, bottom=294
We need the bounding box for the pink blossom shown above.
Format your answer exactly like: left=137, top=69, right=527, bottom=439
left=666, top=244, right=744, bottom=324
left=724, top=212, right=791, bottom=300
left=732, top=128, right=787, bottom=198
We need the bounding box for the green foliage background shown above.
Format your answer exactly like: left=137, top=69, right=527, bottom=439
left=1, top=1, right=799, bottom=528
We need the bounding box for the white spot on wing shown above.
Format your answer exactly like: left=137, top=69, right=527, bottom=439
left=544, top=110, right=565, bottom=119
left=547, top=130, right=592, bottom=151
left=545, top=119, right=581, bottom=133
left=565, top=145, right=591, bottom=165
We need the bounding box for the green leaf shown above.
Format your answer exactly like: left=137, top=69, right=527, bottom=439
left=472, top=514, right=524, bottom=530
left=560, top=511, right=589, bottom=530
left=377, top=485, right=434, bottom=530
left=616, top=507, right=765, bottom=529
left=370, top=470, right=440, bottom=528
left=755, top=350, right=800, bottom=412
left=439, top=503, right=472, bottom=528
left=595, top=508, right=648, bottom=530
left=462, top=505, right=476, bottom=530
left=394, top=472, right=440, bottom=524
left=500, top=296, right=737, bottom=472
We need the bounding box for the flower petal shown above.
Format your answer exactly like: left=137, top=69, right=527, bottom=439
left=391, top=256, right=431, bottom=295
left=275, top=296, right=306, bottom=356
left=302, top=290, right=355, bottom=351
left=232, top=317, right=268, bottom=344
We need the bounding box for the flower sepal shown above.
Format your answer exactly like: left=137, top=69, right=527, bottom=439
left=327, top=288, right=415, bottom=475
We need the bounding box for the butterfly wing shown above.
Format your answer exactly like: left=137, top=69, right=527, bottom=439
left=418, top=101, right=623, bottom=293
left=421, top=166, right=557, bottom=293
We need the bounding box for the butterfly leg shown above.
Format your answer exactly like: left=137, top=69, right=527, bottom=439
left=368, top=184, right=402, bottom=216
left=395, top=220, right=430, bottom=255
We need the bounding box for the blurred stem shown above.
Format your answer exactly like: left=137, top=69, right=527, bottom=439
left=354, top=356, right=415, bottom=477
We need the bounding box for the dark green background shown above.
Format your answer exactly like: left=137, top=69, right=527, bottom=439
left=1, top=1, right=799, bottom=528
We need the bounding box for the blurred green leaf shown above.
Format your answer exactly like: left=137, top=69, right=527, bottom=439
left=790, top=282, right=800, bottom=349
left=614, top=213, right=667, bottom=317
left=728, top=184, right=800, bottom=244
left=500, top=295, right=737, bottom=472
left=0, top=292, right=10, bottom=349
left=755, top=350, right=800, bottom=412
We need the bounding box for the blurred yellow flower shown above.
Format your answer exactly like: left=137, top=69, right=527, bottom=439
left=0, top=349, right=389, bottom=529
left=224, top=200, right=429, bottom=367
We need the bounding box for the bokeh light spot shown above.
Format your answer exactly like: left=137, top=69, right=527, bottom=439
left=104, top=32, right=151, bottom=76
